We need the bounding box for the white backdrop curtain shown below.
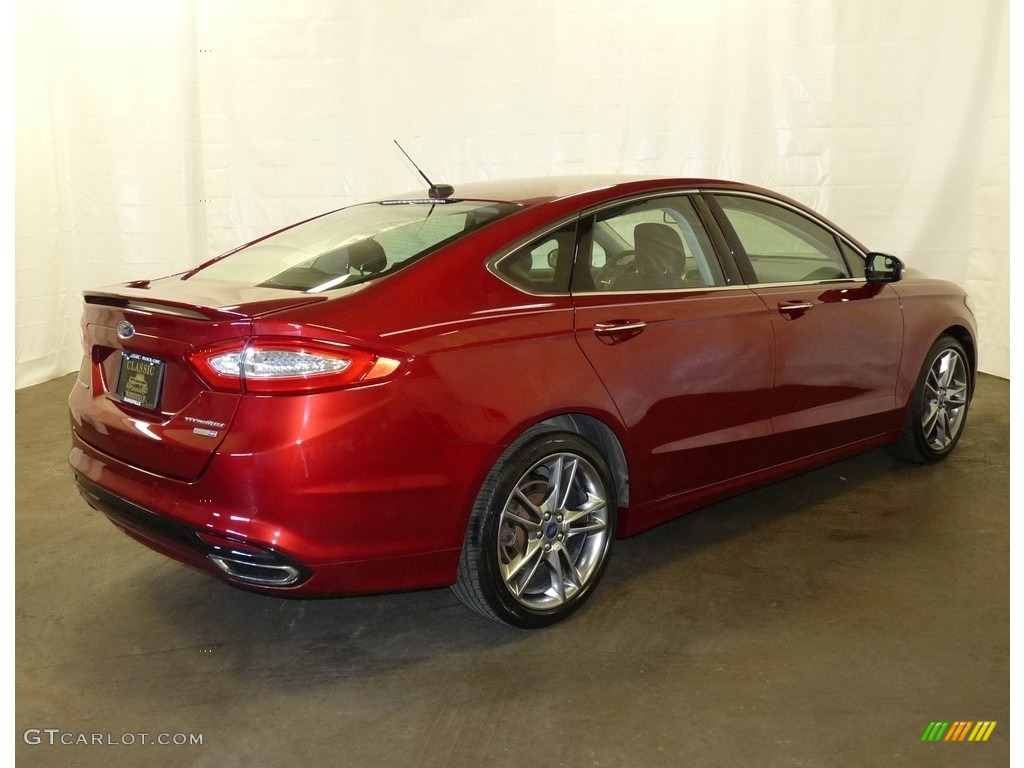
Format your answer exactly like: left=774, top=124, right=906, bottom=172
left=15, top=0, right=1010, bottom=388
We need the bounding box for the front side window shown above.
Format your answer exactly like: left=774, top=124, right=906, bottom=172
left=715, top=195, right=852, bottom=283
left=840, top=240, right=867, bottom=278
left=574, top=195, right=725, bottom=292
left=191, top=201, right=520, bottom=293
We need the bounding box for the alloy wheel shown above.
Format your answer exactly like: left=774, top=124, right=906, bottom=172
left=921, top=347, right=969, bottom=452
left=496, top=452, right=611, bottom=612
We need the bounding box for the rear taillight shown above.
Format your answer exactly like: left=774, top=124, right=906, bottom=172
left=188, top=338, right=402, bottom=394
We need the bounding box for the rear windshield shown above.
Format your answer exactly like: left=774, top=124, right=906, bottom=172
left=190, top=200, right=520, bottom=292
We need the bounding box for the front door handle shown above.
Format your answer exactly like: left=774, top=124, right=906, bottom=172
left=778, top=301, right=814, bottom=316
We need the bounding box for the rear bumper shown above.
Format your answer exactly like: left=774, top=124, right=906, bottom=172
left=71, top=459, right=469, bottom=596
left=68, top=391, right=493, bottom=596
left=74, top=474, right=311, bottom=589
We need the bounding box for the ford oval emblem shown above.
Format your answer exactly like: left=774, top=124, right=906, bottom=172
left=116, top=321, right=135, bottom=340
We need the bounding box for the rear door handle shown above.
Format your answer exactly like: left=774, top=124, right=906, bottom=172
left=594, top=320, right=647, bottom=334
left=593, top=320, right=647, bottom=344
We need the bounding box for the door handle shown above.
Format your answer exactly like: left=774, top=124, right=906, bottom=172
left=778, top=301, right=814, bottom=315
left=593, top=320, right=646, bottom=344
left=594, top=321, right=647, bottom=334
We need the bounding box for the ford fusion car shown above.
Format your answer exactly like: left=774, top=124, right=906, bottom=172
left=69, top=176, right=976, bottom=627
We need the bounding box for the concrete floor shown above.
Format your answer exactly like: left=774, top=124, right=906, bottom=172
left=16, top=372, right=1009, bottom=768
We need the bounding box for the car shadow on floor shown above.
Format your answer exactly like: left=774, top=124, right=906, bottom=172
left=111, top=442, right=950, bottom=694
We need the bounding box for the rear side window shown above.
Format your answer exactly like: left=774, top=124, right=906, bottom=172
left=191, top=201, right=520, bottom=293
left=715, top=195, right=851, bottom=283
left=492, top=219, right=579, bottom=294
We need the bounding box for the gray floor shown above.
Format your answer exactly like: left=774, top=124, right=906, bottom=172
left=16, top=372, right=1009, bottom=768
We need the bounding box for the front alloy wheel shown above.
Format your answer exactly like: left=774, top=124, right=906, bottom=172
left=893, top=335, right=971, bottom=463
left=453, top=429, right=617, bottom=627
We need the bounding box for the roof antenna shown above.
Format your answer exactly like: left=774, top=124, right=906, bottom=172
left=394, top=140, right=454, bottom=199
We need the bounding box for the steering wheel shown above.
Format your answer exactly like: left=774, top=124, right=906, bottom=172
left=595, top=250, right=637, bottom=289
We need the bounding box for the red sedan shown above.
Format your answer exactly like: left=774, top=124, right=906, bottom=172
left=69, top=176, right=976, bottom=627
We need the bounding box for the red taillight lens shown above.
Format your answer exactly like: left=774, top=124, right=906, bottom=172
left=188, top=338, right=402, bottom=394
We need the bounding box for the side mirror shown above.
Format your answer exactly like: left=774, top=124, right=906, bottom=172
left=865, top=252, right=904, bottom=284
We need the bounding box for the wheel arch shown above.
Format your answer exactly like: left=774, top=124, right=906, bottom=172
left=942, top=324, right=978, bottom=394
left=896, top=321, right=978, bottom=410
left=534, top=413, right=630, bottom=510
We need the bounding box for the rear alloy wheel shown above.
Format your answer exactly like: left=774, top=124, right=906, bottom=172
left=892, top=335, right=971, bottom=463
left=453, top=429, right=616, bottom=628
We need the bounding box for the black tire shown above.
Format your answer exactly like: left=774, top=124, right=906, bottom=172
left=891, top=335, right=971, bottom=463
left=452, top=427, right=617, bottom=628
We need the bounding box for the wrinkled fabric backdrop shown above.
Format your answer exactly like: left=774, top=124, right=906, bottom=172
left=15, top=0, right=1009, bottom=387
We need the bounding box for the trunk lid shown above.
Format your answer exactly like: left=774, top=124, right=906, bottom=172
left=69, top=277, right=328, bottom=480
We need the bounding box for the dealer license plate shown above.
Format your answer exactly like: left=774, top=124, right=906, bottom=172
left=115, top=351, right=165, bottom=410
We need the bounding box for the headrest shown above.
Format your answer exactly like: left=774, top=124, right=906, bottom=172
left=312, top=239, right=387, bottom=276
left=634, top=222, right=685, bottom=275
left=346, top=239, right=387, bottom=274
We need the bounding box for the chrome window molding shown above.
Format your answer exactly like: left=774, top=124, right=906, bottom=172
left=486, top=187, right=870, bottom=299
left=570, top=283, right=754, bottom=297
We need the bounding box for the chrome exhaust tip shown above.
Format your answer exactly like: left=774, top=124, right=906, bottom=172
left=208, top=553, right=303, bottom=587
